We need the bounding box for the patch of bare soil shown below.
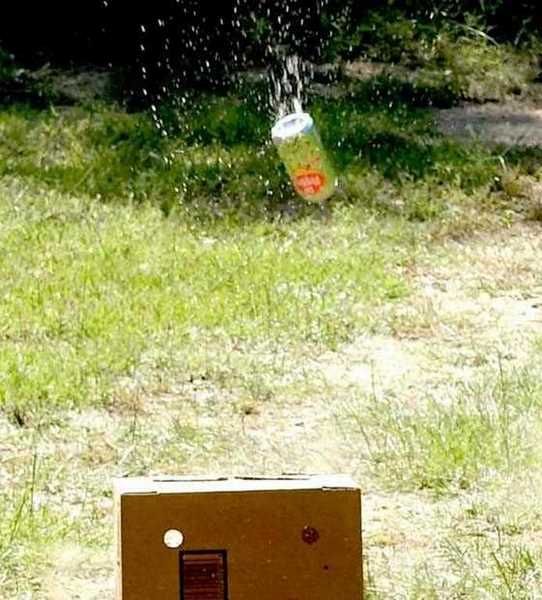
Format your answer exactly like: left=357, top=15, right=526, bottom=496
left=30, top=67, right=113, bottom=103
left=436, top=101, right=542, bottom=146
left=43, top=546, right=114, bottom=600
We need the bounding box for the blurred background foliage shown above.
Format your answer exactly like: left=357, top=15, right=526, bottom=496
left=0, top=1, right=539, bottom=99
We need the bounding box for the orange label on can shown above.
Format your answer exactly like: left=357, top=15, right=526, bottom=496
left=294, top=170, right=326, bottom=196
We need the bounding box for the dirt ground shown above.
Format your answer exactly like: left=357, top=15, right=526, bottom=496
left=436, top=102, right=542, bottom=147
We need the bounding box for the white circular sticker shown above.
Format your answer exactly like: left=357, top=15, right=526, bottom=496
left=163, top=529, right=184, bottom=549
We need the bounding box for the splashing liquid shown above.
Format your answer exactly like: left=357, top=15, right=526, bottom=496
left=269, top=50, right=312, bottom=117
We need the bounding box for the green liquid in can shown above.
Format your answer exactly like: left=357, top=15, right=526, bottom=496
left=273, top=114, right=337, bottom=202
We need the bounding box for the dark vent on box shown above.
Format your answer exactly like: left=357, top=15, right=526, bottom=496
left=180, top=551, right=228, bottom=600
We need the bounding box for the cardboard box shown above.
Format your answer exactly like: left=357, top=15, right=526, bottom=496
left=114, top=475, right=363, bottom=599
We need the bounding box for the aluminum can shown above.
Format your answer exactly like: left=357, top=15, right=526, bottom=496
left=272, top=112, right=337, bottom=202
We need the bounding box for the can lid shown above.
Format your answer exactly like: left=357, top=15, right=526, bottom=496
left=272, top=112, right=314, bottom=143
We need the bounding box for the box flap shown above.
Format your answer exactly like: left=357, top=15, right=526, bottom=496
left=114, top=474, right=359, bottom=496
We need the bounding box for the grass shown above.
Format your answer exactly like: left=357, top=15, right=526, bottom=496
left=1, top=24, right=542, bottom=598
left=367, top=477, right=542, bottom=598
left=0, top=176, right=410, bottom=420
left=1, top=67, right=540, bottom=219
left=345, top=362, right=542, bottom=494
left=327, top=10, right=541, bottom=102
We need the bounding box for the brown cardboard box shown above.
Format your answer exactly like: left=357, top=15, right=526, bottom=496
left=114, top=475, right=363, bottom=599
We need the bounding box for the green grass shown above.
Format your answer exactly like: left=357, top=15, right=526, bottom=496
left=367, top=490, right=542, bottom=598
left=440, top=529, right=542, bottom=598
left=0, top=176, right=412, bottom=419
left=345, top=362, right=542, bottom=494
left=0, top=454, right=77, bottom=595
left=4, top=69, right=535, bottom=422
left=1, top=67, right=540, bottom=222
left=327, top=10, right=541, bottom=102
